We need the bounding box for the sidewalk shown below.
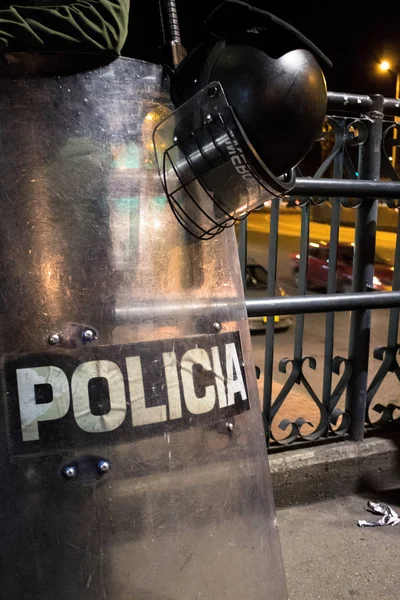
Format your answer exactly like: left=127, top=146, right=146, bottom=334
left=278, top=494, right=400, bottom=600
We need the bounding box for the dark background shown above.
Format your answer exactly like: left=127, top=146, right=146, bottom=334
left=124, top=1, right=400, bottom=96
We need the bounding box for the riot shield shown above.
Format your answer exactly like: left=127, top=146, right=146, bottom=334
left=0, top=54, right=287, bottom=599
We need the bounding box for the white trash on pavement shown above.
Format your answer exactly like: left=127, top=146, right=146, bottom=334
left=358, top=501, right=400, bottom=527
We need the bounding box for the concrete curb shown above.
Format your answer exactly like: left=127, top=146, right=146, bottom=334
left=269, top=435, right=400, bottom=507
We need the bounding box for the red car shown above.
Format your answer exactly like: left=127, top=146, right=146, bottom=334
left=291, top=241, right=394, bottom=292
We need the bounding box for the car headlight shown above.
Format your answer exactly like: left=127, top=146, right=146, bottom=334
left=373, top=276, right=382, bottom=287
left=276, top=284, right=287, bottom=297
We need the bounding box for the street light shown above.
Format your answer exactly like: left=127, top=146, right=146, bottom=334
left=379, top=59, right=400, bottom=169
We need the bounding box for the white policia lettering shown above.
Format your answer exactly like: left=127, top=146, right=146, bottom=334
left=225, top=135, right=255, bottom=182
left=15, top=341, right=247, bottom=442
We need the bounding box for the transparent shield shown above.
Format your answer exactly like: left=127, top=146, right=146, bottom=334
left=0, top=55, right=287, bottom=600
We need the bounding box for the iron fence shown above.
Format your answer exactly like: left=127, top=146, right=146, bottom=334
left=240, top=92, right=400, bottom=449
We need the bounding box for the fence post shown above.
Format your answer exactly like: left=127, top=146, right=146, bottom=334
left=347, top=94, right=384, bottom=441
left=262, top=200, right=280, bottom=443
left=322, top=121, right=345, bottom=419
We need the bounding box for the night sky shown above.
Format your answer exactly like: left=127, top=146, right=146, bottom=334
left=124, top=1, right=400, bottom=97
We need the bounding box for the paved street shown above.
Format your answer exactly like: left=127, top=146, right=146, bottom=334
left=279, top=494, right=400, bottom=600
left=243, top=210, right=400, bottom=441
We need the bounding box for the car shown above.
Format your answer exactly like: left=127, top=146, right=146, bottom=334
left=291, top=241, right=394, bottom=292
left=245, top=262, right=293, bottom=332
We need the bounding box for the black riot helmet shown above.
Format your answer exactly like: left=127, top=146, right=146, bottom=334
left=153, top=1, right=330, bottom=239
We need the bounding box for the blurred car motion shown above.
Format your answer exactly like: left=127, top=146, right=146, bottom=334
left=245, top=262, right=293, bottom=332
left=291, top=241, right=394, bottom=292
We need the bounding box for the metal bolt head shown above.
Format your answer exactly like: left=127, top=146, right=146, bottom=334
left=213, top=322, right=222, bottom=332
left=207, top=85, right=219, bottom=99
left=226, top=422, right=234, bottom=433
left=48, top=333, right=60, bottom=345
left=82, top=329, right=95, bottom=342
left=63, top=465, right=77, bottom=479
left=98, top=460, right=111, bottom=474
left=205, top=114, right=213, bottom=123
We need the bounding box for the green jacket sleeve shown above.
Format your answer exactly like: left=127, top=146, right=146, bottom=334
left=0, top=1, right=129, bottom=54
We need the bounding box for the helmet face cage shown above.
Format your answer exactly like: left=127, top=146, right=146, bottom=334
left=153, top=82, right=295, bottom=240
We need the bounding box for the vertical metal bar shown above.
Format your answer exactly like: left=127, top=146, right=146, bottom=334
left=263, top=200, right=280, bottom=441
left=322, top=122, right=344, bottom=415
left=347, top=95, right=384, bottom=441
left=387, top=209, right=400, bottom=346
left=294, top=202, right=311, bottom=363
left=391, top=73, right=400, bottom=171
left=357, top=142, right=363, bottom=178
left=238, top=219, right=248, bottom=290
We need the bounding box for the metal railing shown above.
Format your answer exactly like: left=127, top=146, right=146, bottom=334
left=240, top=91, right=400, bottom=449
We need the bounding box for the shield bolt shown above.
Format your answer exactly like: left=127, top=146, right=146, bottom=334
left=98, top=460, right=112, bottom=474
left=63, top=465, right=77, bottom=479
left=82, top=329, right=95, bottom=342
left=48, top=333, right=60, bottom=345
